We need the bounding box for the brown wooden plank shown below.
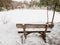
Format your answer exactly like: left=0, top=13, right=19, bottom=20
left=25, top=24, right=46, bottom=28
left=16, top=24, right=23, bottom=28
left=16, top=24, right=54, bottom=28
left=25, top=24, right=51, bottom=28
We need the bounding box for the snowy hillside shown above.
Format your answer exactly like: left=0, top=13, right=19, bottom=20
left=0, top=9, right=60, bottom=45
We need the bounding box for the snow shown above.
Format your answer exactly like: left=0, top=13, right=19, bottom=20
left=0, top=9, right=60, bottom=45
left=0, top=9, right=60, bottom=24
left=46, top=23, right=60, bottom=45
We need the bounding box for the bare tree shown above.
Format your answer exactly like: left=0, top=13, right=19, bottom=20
left=0, top=0, right=12, bottom=10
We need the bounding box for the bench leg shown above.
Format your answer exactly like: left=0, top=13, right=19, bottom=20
left=41, top=32, right=46, bottom=43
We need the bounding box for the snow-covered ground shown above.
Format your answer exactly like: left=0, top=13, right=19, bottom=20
left=0, top=9, right=60, bottom=45
left=0, top=9, right=60, bottom=24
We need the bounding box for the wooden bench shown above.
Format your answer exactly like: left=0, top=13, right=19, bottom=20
left=16, top=23, right=54, bottom=42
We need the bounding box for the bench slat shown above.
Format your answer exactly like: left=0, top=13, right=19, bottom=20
left=16, top=24, right=52, bottom=28
left=18, top=31, right=51, bottom=33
